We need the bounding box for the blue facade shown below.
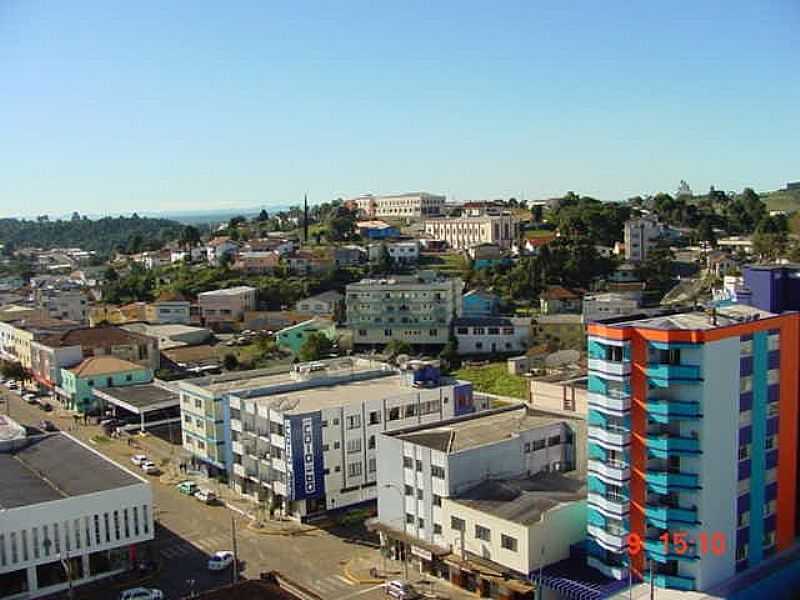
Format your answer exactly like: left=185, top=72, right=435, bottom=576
left=742, top=265, right=800, bottom=313
left=462, top=290, right=499, bottom=317
left=359, top=225, right=399, bottom=239
left=284, top=411, right=326, bottom=502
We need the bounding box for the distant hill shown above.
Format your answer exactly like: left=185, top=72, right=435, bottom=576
left=762, top=187, right=800, bottom=213
left=0, top=215, right=183, bottom=255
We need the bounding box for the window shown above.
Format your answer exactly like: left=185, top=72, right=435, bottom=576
left=334, top=441, right=340, bottom=450
left=740, top=376, right=753, bottom=393
left=418, top=518, right=425, bottom=529
left=346, top=414, right=362, bottom=429
left=547, top=435, right=561, bottom=447
left=431, top=465, right=445, bottom=479
left=389, top=407, right=401, bottom=421
left=143, top=505, right=149, bottom=534
left=434, top=523, right=442, bottom=535
left=736, top=544, right=748, bottom=561
left=123, top=509, right=130, bottom=538
left=523, top=442, right=531, bottom=453
left=368, top=458, right=376, bottom=473
left=767, top=369, right=779, bottom=386
left=765, top=435, right=776, bottom=450
left=94, top=515, right=101, bottom=545
left=474, top=327, right=485, bottom=335
left=488, top=327, right=499, bottom=335
left=475, top=525, right=491, bottom=542
left=405, top=485, right=413, bottom=496
left=457, top=327, right=468, bottom=334
left=384, top=329, right=393, bottom=337
left=532, top=439, right=546, bottom=451
left=369, top=411, right=381, bottom=425
left=451, top=516, right=465, bottom=532
left=737, top=511, right=750, bottom=528
left=333, top=418, right=340, bottom=425
left=403, top=456, right=414, bottom=469
left=347, top=438, right=362, bottom=454
left=417, top=489, right=424, bottom=500
left=405, top=404, right=417, bottom=418
left=768, top=334, right=780, bottom=351
left=501, top=534, right=518, bottom=552
left=323, top=444, right=330, bottom=452
left=767, top=402, right=779, bottom=417
left=347, top=462, right=363, bottom=477
left=433, top=494, right=442, bottom=507
left=763, top=531, right=776, bottom=548
left=368, top=435, right=376, bottom=449
left=738, top=444, right=751, bottom=461
left=741, top=339, right=753, bottom=356
left=765, top=499, right=777, bottom=515
left=416, top=459, right=423, bottom=472
left=133, top=507, right=140, bottom=536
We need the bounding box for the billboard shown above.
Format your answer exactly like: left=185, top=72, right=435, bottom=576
left=284, top=411, right=325, bottom=501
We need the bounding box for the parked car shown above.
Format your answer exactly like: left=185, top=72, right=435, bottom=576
left=140, top=461, right=161, bottom=475
left=119, top=587, right=164, bottom=600
left=131, top=454, right=149, bottom=467
left=385, top=580, right=419, bottom=599
left=194, top=488, right=216, bottom=504
left=39, top=402, right=53, bottom=412
left=39, top=420, right=57, bottom=432
left=176, top=480, right=199, bottom=495
left=207, top=550, right=234, bottom=571
left=24, top=393, right=38, bottom=404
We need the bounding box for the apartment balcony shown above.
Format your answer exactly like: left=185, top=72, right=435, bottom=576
left=233, top=463, right=246, bottom=478
left=588, top=391, right=631, bottom=413
left=231, top=418, right=242, bottom=433
left=232, top=440, right=243, bottom=456
left=645, top=433, right=701, bottom=459
left=588, top=492, right=629, bottom=517
left=644, top=538, right=699, bottom=563
left=588, top=358, right=631, bottom=377
left=649, top=574, right=695, bottom=591
left=588, top=425, right=630, bottom=448
left=646, top=364, right=701, bottom=384
left=645, top=503, right=699, bottom=529
left=645, top=470, right=701, bottom=494
left=646, top=398, right=702, bottom=423
left=587, top=524, right=628, bottom=553
left=587, top=556, right=627, bottom=581
left=588, top=459, right=630, bottom=483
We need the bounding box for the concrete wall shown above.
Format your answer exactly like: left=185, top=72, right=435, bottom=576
left=529, top=380, right=587, bottom=415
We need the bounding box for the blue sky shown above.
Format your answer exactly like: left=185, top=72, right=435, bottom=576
left=1, top=1, right=798, bottom=217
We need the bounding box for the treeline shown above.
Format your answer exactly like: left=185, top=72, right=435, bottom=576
left=0, top=214, right=184, bottom=256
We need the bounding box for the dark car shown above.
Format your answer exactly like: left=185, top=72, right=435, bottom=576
left=39, top=402, right=53, bottom=412
left=39, top=420, right=57, bottom=432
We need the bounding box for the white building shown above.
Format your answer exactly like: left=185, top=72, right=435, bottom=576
left=294, top=291, right=344, bottom=316
left=374, top=406, right=584, bottom=596
left=34, top=287, right=88, bottom=324
left=205, top=237, right=239, bottom=265
left=170, top=247, right=205, bottom=264
left=178, top=358, right=487, bottom=521
left=624, top=216, right=664, bottom=263
left=424, top=213, right=518, bottom=250
left=453, top=317, right=530, bottom=355
left=0, top=429, right=154, bottom=599
left=350, top=193, right=445, bottom=218
left=368, top=240, right=420, bottom=265
left=582, top=293, right=640, bottom=322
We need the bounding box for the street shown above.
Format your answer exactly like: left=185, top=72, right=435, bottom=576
left=0, top=385, right=392, bottom=600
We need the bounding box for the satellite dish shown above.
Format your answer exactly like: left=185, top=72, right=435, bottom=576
left=396, top=354, right=410, bottom=369
left=544, top=349, right=580, bottom=368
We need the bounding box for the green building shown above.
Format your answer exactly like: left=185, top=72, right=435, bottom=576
left=275, top=318, right=336, bottom=355
left=60, top=355, right=153, bottom=412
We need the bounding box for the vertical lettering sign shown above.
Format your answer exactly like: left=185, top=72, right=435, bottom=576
left=302, top=417, right=316, bottom=495
left=286, top=412, right=326, bottom=500
left=284, top=418, right=294, bottom=501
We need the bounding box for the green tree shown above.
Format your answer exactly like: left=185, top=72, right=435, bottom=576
left=385, top=339, right=413, bottom=361
left=328, top=207, right=356, bottom=241
left=695, top=218, right=717, bottom=248
left=299, top=332, right=334, bottom=362
left=439, top=336, right=461, bottom=371
left=223, top=353, right=240, bottom=371
left=637, top=242, right=676, bottom=299
left=180, top=225, right=202, bottom=250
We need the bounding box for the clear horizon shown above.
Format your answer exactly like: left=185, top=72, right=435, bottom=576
left=1, top=1, right=798, bottom=218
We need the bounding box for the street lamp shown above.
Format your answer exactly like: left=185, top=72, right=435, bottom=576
left=383, top=483, right=409, bottom=581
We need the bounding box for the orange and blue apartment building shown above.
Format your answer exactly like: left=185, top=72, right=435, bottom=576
left=584, top=304, right=798, bottom=592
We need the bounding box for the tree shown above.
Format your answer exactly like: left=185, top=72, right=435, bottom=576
left=299, top=333, right=334, bottom=362
left=328, top=206, right=356, bottom=242
left=222, top=354, right=240, bottom=371
left=385, top=340, right=413, bottom=362
left=104, top=267, right=119, bottom=282
left=255, top=209, right=270, bottom=222
left=180, top=225, right=201, bottom=250
left=637, top=242, right=676, bottom=299
left=371, top=244, right=394, bottom=274
left=1, top=361, right=29, bottom=385
left=695, top=218, right=717, bottom=248
left=439, top=336, right=461, bottom=371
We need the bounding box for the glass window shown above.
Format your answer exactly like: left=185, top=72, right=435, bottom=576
left=475, top=525, right=491, bottom=541
left=740, top=376, right=752, bottom=393
left=143, top=505, right=150, bottom=534
left=405, top=485, right=413, bottom=496
left=501, top=534, right=518, bottom=551
left=434, top=523, right=443, bottom=535
left=406, top=513, right=415, bottom=525
left=416, top=459, right=423, bottom=472
left=403, top=456, right=413, bottom=469
left=133, top=507, right=140, bottom=536
left=741, top=339, right=753, bottom=356
left=431, top=465, right=445, bottom=479
left=451, top=516, right=465, bottom=532
left=767, top=369, right=780, bottom=385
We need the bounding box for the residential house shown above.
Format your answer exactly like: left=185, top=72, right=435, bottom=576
left=706, top=251, right=738, bottom=277
left=60, top=356, right=153, bottom=412
left=274, top=318, right=336, bottom=355
left=454, top=316, right=530, bottom=355
left=356, top=220, right=400, bottom=239
left=467, top=243, right=511, bottom=270
left=334, top=245, right=367, bottom=267
left=0, top=316, right=78, bottom=369
left=294, top=291, right=344, bottom=317
left=170, top=246, right=205, bottom=264
left=233, top=251, right=280, bottom=274
left=206, top=237, right=239, bottom=265
left=462, top=289, right=500, bottom=318
left=284, top=251, right=332, bottom=275
left=582, top=293, right=640, bottom=322
left=198, top=286, right=257, bottom=329
left=145, top=297, right=191, bottom=325
left=539, top=286, right=582, bottom=315
left=34, top=285, right=89, bottom=323
left=368, top=240, right=420, bottom=265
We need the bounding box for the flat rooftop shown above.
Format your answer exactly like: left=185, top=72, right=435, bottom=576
left=605, top=304, right=777, bottom=331
left=198, top=286, right=255, bottom=297
left=0, top=433, right=143, bottom=509
left=94, top=383, right=180, bottom=414
left=451, top=472, right=586, bottom=525
left=393, top=406, right=566, bottom=453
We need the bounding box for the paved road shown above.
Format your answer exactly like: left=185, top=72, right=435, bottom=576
left=0, top=385, right=389, bottom=600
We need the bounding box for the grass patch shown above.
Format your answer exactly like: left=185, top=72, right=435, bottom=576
left=90, top=435, right=111, bottom=444
left=453, top=362, right=528, bottom=400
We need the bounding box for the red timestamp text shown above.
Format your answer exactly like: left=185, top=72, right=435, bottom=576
left=626, top=532, right=727, bottom=556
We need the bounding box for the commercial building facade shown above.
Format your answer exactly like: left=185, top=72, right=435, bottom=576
left=585, top=305, right=798, bottom=592
left=346, top=272, right=464, bottom=348
left=349, top=193, right=445, bottom=219
left=424, top=213, right=518, bottom=250
left=198, top=286, right=257, bottom=329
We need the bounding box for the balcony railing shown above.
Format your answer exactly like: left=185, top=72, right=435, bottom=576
left=645, top=470, right=701, bottom=494
left=588, top=424, right=630, bottom=448
left=644, top=503, right=699, bottom=528
left=646, top=398, right=702, bottom=422
left=589, top=492, right=629, bottom=516
left=649, top=573, right=695, bottom=591
left=646, top=364, right=701, bottom=383
left=588, top=392, right=631, bottom=413
left=645, top=434, right=701, bottom=458
left=588, top=358, right=631, bottom=377
left=588, top=459, right=631, bottom=482
left=587, top=524, right=628, bottom=552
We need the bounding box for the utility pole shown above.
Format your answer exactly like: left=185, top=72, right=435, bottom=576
left=231, top=515, right=239, bottom=585
left=303, top=194, right=309, bottom=244
left=649, top=559, right=655, bottom=600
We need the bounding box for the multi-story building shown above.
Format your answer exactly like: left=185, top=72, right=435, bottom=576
left=177, top=358, right=483, bottom=520
left=424, top=213, right=518, bottom=250
left=232, top=251, right=280, bottom=275
left=34, top=286, right=88, bottom=324
left=294, top=291, right=343, bottom=317
left=346, top=272, right=463, bottom=348
left=582, top=293, right=640, bottom=322
left=59, top=356, right=153, bottom=413
left=30, top=326, right=159, bottom=396
left=0, top=427, right=154, bottom=599
left=349, top=193, right=445, bottom=219
left=0, top=317, right=78, bottom=370
left=453, top=316, right=530, bottom=355
left=198, top=286, right=257, bottom=329
left=585, top=305, right=798, bottom=592
left=374, top=405, right=584, bottom=595
left=624, top=216, right=664, bottom=263
left=144, top=299, right=191, bottom=325
left=740, top=264, right=800, bottom=313
left=368, top=240, right=420, bottom=265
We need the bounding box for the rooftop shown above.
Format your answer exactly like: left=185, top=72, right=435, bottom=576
left=69, top=355, right=145, bottom=377
left=604, top=305, right=776, bottom=331
left=276, top=318, right=334, bottom=334
left=198, top=286, right=256, bottom=297
left=300, top=290, right=344, bottom=303
left=451, top=472, right=586, bottom=525
left=94, top=383, right=180, bottom=414
left=392, top=406, right=567, bottom=453
left=541, top=286, right=581, bottom=300
left=0, top=433, right=143, bottom=509
left=38, top=325, right=154, bottom=348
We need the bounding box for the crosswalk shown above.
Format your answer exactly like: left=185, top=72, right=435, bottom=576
left=159, top=533, right=231, bottom=559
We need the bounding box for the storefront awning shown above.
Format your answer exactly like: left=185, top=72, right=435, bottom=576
left=367, top=519, right=451, bottom=558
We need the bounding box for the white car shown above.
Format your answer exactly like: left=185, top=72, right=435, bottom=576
left=386, top=580, right=419, bottom=599
left=207, top=550, right=235, bottom=571
left=194, top=488, right=216, bottom=504
left=23, top=393, right=37, bottom=403
left=119, top=587, right=164, bottom=600
left=130, top=454, right=149, bottom=467
left=140, top=461, right=160, bottom=475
